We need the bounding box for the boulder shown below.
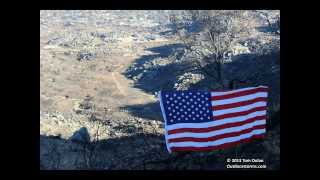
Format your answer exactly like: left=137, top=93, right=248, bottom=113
left=68, top=127, right=90, bottom=143
left=77, top=52, right=95, bottom=61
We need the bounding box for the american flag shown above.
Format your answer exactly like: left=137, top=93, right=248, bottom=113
left=159, top=86, right=268, bottom=153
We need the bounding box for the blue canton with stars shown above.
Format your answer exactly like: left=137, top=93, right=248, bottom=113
left=160, top=90, right=213, bottom=125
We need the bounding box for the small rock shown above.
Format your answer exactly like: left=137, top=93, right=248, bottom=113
left=77, top=52, right=95, bottom=61
left=64, top=22, right=72, bottom=27
left=91, top=32, right=107, bottom=39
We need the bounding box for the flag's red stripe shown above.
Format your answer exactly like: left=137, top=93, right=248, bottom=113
left=170, top=134, right=265, bottom=152
left=168, top=115, right=266, bottom=134
left=211, top=87, right=268, bottom=101
left=213, top=106, right=267, bottom=120
left=212, top=97, right=267, bottom=111
left=168, top=125, right=265, bottom=143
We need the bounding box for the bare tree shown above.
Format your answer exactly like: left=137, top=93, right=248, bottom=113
left=169, top=10, right=246, bottom=89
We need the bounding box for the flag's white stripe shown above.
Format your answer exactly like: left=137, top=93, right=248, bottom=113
left=168, top=129, right=266, bottom=148
left=211, top=92, right=268, bottom=106
left=166, top=110, right=266, bottom=131
left=167, top=120, right=266, bottom=139
left=212, top=87, right=259, bottom=96
left=211, top=86, right=267, bottom=96
left=212, top=101, right=267, bottom=116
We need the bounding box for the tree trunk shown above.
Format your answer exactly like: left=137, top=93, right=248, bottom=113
left=215, top=60, right=224, bottom=89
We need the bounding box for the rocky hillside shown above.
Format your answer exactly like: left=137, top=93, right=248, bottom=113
left=40, top=10, right=280, bottom=170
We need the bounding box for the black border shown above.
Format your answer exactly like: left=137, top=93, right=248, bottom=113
left=39, top=0, right=280, bottom=10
